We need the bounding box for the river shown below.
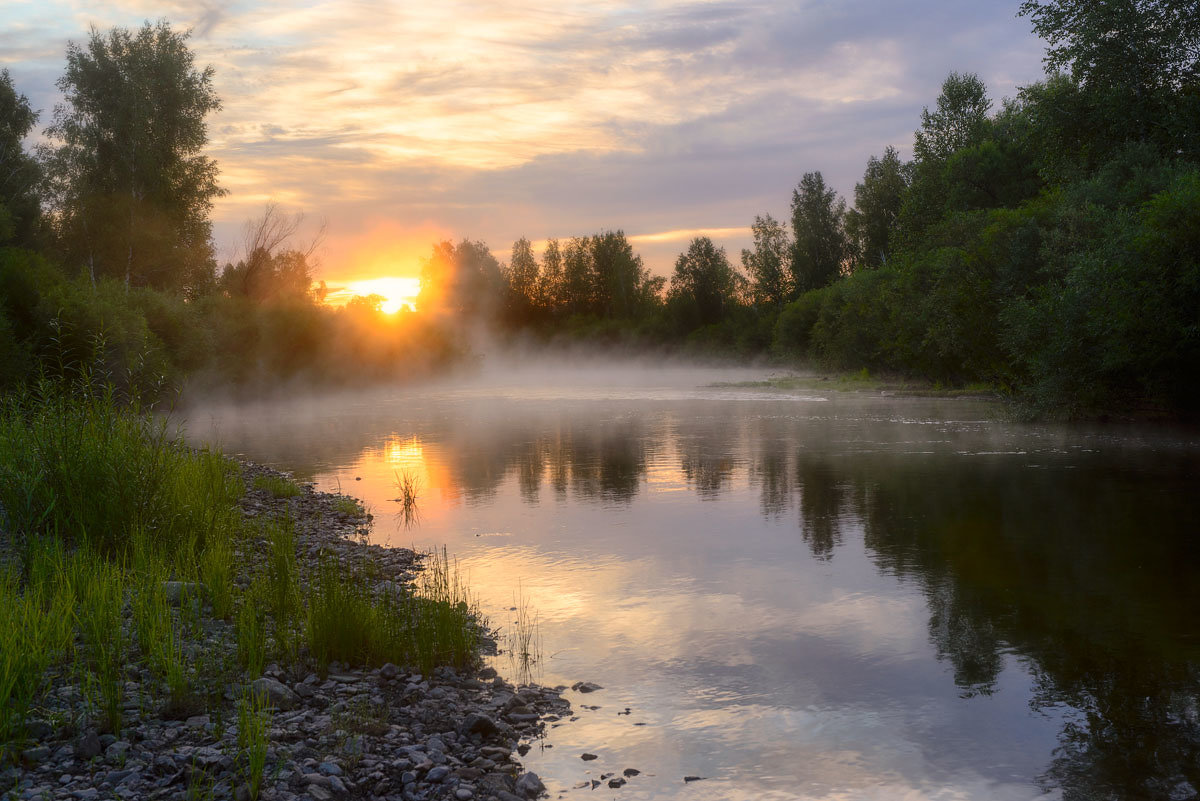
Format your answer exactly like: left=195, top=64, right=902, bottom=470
left=186, top=364, right=1200, bottom=801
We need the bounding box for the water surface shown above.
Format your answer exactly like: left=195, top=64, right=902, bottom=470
left=187, top=366, right=1200, bottom=801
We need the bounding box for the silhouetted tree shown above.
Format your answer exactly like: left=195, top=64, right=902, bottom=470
left=417, top=238, right=505, bottom=321
left=845, top=146, right=909, bottom=269
left=789, top=171, right=848, bottom=294
left=741, top=214, right=791, bottom=307
left=0, top=70, right=43, bottom=247
left=42, top=21, right=223, bottom=294
left=505, top=236, right=540, bottom=323
left=538, top=238, right=564, bottom=311
left=669, top=236, right=744, bottom=326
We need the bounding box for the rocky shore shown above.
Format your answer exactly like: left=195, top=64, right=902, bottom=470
left=3, top=463, right=570, bottom=801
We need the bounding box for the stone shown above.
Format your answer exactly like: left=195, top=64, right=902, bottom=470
left=455, top=788, right=474, bottom=800
left=318, top=762, right=342, bottom=776
left=683, top=776, right=707, bottom=783
left=105, top=741, right=131, bottom=763
left=458, top=713, right=499, bottom=738
left=427, top=766, right=451, bottom=783
left=608, top=778, right=626, bottom=788
left=77, top=733, right=102, bottom=760
left=580, top=753, right=598, bottom=761
left=514, top=772, right=545, bottom=799
left=570, top=682, right=603, bottom=693
left=327, top=775, right=347, bottom=794
left=380, top=663, right=400, bottom=679
left=251, top=677, right=300, bottom=710
left=622, top=768, right=640, bottom=777
left=20, top=746, right=50, bottom=763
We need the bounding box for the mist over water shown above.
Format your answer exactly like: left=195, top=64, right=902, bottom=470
left=186, top=364, right=1200, bottom=801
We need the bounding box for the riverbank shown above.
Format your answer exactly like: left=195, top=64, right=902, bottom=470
left=1, top=455, right=567, bottom=801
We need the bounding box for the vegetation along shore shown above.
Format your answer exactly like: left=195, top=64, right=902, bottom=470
left=0, top=383, right=569, bottom=801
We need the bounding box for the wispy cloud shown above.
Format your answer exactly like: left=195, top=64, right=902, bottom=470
left=3, top=0, right=1046, bottom=277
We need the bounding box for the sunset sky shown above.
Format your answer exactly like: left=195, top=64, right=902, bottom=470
left=2, top=0, right=1047, bottom=296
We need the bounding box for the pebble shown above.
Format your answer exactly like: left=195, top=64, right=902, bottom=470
left=1, top=463, right=593, bottom=801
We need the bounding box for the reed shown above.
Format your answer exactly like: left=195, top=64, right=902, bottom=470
left=252, top=474, right=300, bottom=499
left=237, top=686, right=272, bottom=800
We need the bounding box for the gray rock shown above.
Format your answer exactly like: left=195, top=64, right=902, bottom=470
left=570, top=682, right=603, bottom=693
left=427, top=766, right=451, bottom=783
left=20, top=746, right=50, bottom=763
left=455, top=788, right=474, bottom=800
left=77, top=733, right=102, bottom=760
left=514, top=772, right=545, bottom=799
left=458, top=713, right=499, bottom=738
left=608, top=778, right=626, bottom=788
left=25, top=719, right=53, bottom=740
left=327, top=775, right=347, bottom=794
left=581, top=753, right=598, bottom=761
left=380, top=663, right=400, bottom=679
left=105, top=741, right=131, bottom=763
left=251, top=677, right=300, bottom=710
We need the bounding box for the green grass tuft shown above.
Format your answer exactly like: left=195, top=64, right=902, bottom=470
left=252, top=474, right=301, bottom=499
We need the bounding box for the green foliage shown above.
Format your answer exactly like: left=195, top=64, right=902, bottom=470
left=237, top=687, right=272, bottom=800
left=42, top=21, right=223, bottom=293
left=845, top=147, right=909, bottom=270
left=252, top=474, right=301, bottom=499
left=790, top=171, right=848, bottom=294
left=669, top=237, right=744, bottom=329
left=741, top=215, right=791, bottom=307
left=0, top=70, right=43, bottom=248
left=305, top=549, right=478, bottom=674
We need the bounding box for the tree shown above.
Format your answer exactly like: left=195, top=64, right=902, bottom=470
left=790, top=171, right=848, bottom=295
left=417, top=239, right=505, bottom=321
left=42, top=21, right=223, bottom=294
left=913, top=72, right=992, bottom=165
left=669, top=236, right=744, bottom=326
left=219, top=203, right=323, bottom=303
left=0, top=70, right=42, bottom=247
left=561, top=236, right=593, bottom=315
left=741, top=214, right=791, bottom=307
left=538, top=238, right=563, bottom=311
left=845, top=146, right=909, bottom=270
left=1019, top=0, right=1200, bottom=155
left=590, top=230, right=649, bottom=319
left=505, top=237, right=540, bottom=322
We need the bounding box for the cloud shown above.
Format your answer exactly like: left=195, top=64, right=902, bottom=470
left=3, top=0, right=1048, bottom=275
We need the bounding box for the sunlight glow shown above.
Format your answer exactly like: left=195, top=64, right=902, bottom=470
left=327, top=276, right=421, bottom=313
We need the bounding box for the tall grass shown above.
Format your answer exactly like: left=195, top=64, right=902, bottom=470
left=237, top=687, right=272, bottom=800
left=76, top=560, right=125, bottom=732
left=305, top=548, right=479, bottom=674
left=252, top=474, right=300, bottom=499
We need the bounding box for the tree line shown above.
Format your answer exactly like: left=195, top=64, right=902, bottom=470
left=1, top=3, right=1198, bottom=416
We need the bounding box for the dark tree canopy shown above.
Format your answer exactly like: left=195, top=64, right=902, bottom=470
left=790, top=171, right=848, bottom=295
left=741, top=214, right=791, bottom=307
left=845, top=146, right=909, bottom=270
left=43, top=21, right=223, bottom=294
left=1019, top=0, right=1200, bottom=156
left=0, top=70, right=42, bottom=247
left=670, top=236, right=743, bottom=326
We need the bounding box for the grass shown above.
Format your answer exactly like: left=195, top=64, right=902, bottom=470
left=393, top=470, right=421, bottom=529
left=504, top=583, right=542, bottom=685
left=237, top=686, right=272, bottom=800
left=305, top=547, right=479, bottom=674
left=0, top=381, right=487, bottom=757
left=252, top=474, right=301, bottom=499
left=236, top=593, right=267, bottom=678
left=332, top=495, right=362, bottom=516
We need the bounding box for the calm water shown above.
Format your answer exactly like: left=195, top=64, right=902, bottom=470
left=187, top=365, right=1200, bottom=801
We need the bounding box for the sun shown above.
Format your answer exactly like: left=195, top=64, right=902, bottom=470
left=332, top=276, right=421, bottom=313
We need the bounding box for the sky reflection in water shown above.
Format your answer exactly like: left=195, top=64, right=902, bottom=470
left=186, top=368, right=1200, bottom=801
